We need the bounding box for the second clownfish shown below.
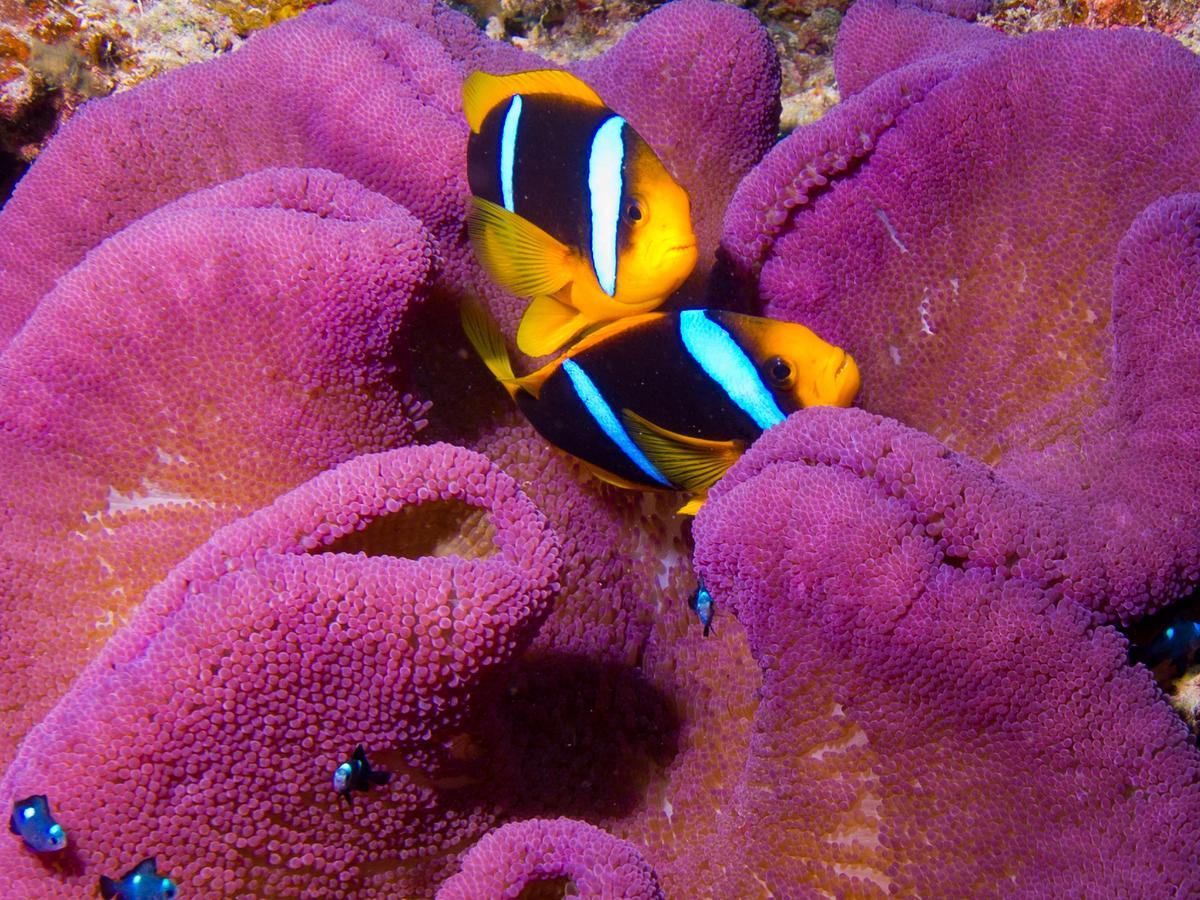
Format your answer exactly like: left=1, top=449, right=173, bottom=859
left=463, top=300, right=860, bottom=514
left=463, top=69, right=698, bottom=358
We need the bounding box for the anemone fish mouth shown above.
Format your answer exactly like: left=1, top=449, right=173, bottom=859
left=831, top=350, right=862, bottom=406
left=833, top=351, right=849, bottom=378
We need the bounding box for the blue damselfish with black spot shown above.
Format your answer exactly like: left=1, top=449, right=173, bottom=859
left=689, top=581, right=716, bottom=637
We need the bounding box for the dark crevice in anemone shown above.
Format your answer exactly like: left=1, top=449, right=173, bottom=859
left=1123, top=587, right=1200, bottom=684
left=314, top=498, right=497, bottom=560
left=0, top=154, right=27, bottom=209
left=406, top=285, right=512, bottom=447
left=466, top=653, right=681, bottom=821
left=705, top=244, right=767, bottom=314
left=941, top=552, right=967, bottom=570
left=0, top=88, right=60, bottom=208
left=1122, top=587, right=1200, bottom=745
left=517, top=877, right=577, bottom=899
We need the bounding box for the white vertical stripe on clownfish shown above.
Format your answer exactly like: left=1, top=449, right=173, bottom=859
left=588, top=115, right=626, bottom=297
left=679, top=310, right=785, bottom=430
left=499, top=95, right=523, bottom=213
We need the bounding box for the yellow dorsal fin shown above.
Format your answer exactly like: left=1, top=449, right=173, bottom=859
left=460, top=296, right=519, bottom=401
left=517, top=295, right=589, bottom=357
left=621, top=409, right=745, bottom=494
left=511, top=312, right=672, bottom=400
left=468, top=197, right=575, bottom=299
left=512, top=311, right=669, bottom=396
left=557, top=312, right=667, bottom=355
left=462, top=69, right=605, bottom=133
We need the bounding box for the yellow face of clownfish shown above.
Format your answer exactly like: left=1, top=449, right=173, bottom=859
left=463, top=69, right=698, bottom=357
left=725, top=314, right=863, bottom=411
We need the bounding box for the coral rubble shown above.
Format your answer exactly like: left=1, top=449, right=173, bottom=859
left=0, top=0, right=317, bottom=185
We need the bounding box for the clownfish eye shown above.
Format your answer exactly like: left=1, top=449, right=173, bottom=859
left=765, top=356, right=793, bottom=387
left=625, top=200, right=643, bottom=222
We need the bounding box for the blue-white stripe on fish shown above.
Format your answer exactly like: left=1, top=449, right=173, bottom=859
left=679, top=310, right=786, bottom=430
left=562, top=357, right=671, bottom=486
left=499, top=95, right=523, bottom=213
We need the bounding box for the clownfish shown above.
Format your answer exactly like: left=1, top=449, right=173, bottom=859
left=8, top=794, right=66, bottom=853
left=99, top=857, right=177, bottom=900
left=689, top=580, right=715, bottom=637
left=333, top=745, right=390, bottom=803
left=463, top=69, right=698, bottom=358
left=462, top=300, right=860, bottom=514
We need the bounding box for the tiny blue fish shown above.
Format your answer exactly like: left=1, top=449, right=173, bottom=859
left=333, top=745, right=391, bottom=803
left=689, top=581, right=715, bottom=637
left=8, top=794, right=67, bottom=853
left=99, top=857, right=177, bottom=900
left=1144, top=619, right=1200, bottom=673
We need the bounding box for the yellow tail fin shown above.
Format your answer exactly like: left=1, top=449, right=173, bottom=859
left=461, top=297, right=520, bottom=402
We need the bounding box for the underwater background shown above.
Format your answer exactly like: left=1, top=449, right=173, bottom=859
left=2, top=0, right=1200, bottom=895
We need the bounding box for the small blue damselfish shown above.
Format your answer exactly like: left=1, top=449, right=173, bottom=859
left=689, top=581, right=715, bottom=637
left=99, top=857, right=177, bottom=900
left=333, top=745, right=391, bottom=803
left=8, top=794, right=66, bottom=853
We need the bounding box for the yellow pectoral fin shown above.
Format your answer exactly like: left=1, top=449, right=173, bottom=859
left=468, top=198, right=575, bottom=299
left=621, top=409, right=744, bottom=494
left=517, top=295, right=590, bottom=357
left=676, top=496, right=706, bottom=516
left=463, top=69, right=604, bottom=132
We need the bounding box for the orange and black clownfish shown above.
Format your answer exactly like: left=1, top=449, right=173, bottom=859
left=463, top=301, right=861, bottom=515
left=463, top=69, right=698, bottom=358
